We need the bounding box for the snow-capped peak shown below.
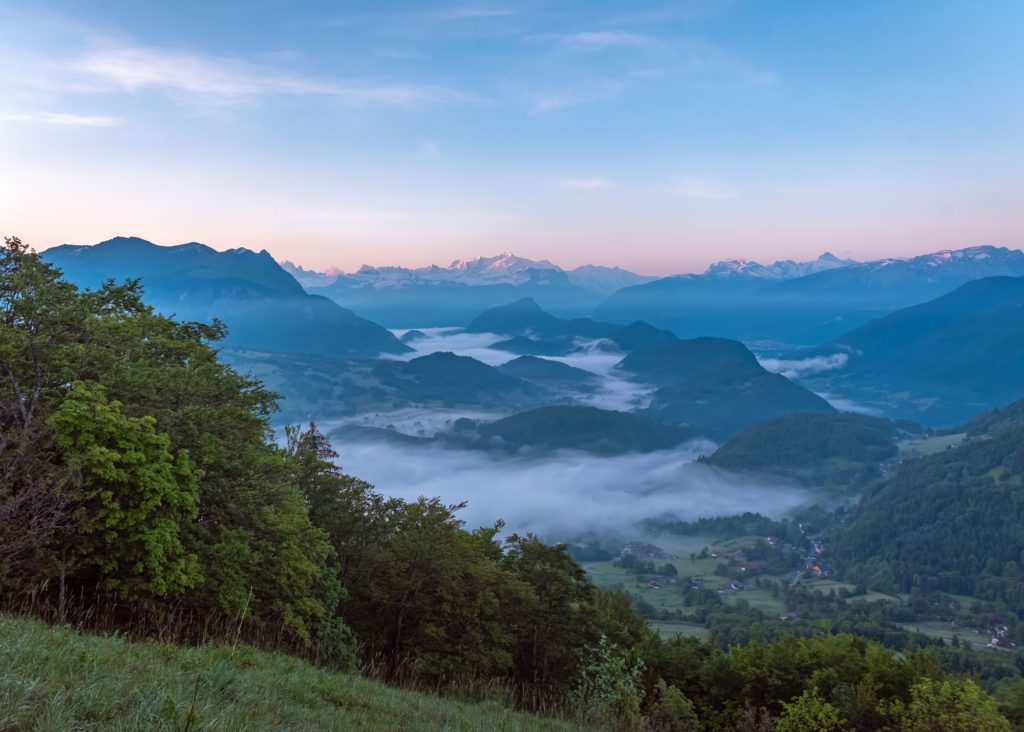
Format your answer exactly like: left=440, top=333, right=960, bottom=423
left=704, top=253, right=857, bottom=280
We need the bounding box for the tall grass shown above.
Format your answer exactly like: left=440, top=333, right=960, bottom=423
left=0, top=615, right=586, bottom=731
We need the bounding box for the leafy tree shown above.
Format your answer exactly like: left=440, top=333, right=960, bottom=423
left=48, top=381, right=199, bottom=598
left=776, top=689, right=847, bottom=732
left=503, top=533, right=601, bottom=700
left=647, top=679, right=702, bottom=731
left=892, top=678, right=1011, bottom=732
left=570, top=635, right=645, bottom=729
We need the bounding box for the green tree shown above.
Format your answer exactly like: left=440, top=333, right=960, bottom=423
left=570, top=635, right=645, bottom=730
left=48, top=381, right=199, bottom=599
left=776, top=689, right=847, bottom=732
left=893, top=678, right=1010, bottom=732
left=647, top=679, right=702, bottom=731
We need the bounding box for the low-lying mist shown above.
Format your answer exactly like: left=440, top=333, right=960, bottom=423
left=331, top=436, right=811, bottom=540
left=383, top=326, right=654, bottom=412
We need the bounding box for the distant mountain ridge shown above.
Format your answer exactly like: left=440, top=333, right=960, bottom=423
left=596, top=245, right=1024, bottom=345
left=292, top=252, right=656, bottom=326
left=802, top=274, right=1024, bottom=425
left=703, top=252, right=856, bottom=280
left=292, top=251, right=653, bottom=292
left=43, top=236, right=408, bottom=358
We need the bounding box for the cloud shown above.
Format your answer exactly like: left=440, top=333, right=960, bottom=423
left=815, top=392, right=883, bottom=416
left=331, top=437, right=810, bottom=539
left=554, top=177, right=613, bottom=191
left=674, top=174, right=737, bottom=200
left=758, top=353, right=849, bottom=379
left=529, top=80, right=625, bottom=113
left=557, top=31, right=652, bottom=51
left=69, top=46, right=475, bottom=105
left=443, top=7, right=515, bottom=20
left=1, top=111, right=120, bottom=127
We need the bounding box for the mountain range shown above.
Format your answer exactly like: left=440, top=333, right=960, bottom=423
left=595, top=245, right=1024, bottom=345
left=801, top=274, right=1024, bottom=424
left=42, top=237, right=408, bottom=358
left=288, top=253, right=653, bottom=327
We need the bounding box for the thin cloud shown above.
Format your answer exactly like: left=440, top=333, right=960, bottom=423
left=674, top=174, right=737, bottom=200
left=443, top=7, right=515, bottom=19
left=558, top=31, right=652, bottom=50
left=70, top=46, right=475, bottom=105
left=2, top=111, right=121, bottom=127
left=529, top=80, right=625, bottom=113
left=554, top=177, right=613, bottom=191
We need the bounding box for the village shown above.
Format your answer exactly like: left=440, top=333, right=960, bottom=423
left=584, top=532, right=1018, bottom=653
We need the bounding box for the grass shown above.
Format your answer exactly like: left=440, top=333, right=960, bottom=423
left=894, top=620, right=991, bottom=651
left=898, top=432, right=966, bottom=456
left=0, top=615, right=585, bottom=731
left=803, top=579, right=900, bottom=603
left=648, top=622, right=711, bottom=642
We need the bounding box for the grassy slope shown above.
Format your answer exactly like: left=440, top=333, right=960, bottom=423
left=0, top=616, right=584, bottom=732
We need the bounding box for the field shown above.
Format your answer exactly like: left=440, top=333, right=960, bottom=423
left=895, top=620, right=993, bottom=651
left=0, top=615, right=584, bottom=732
left=899, top=432, right=966, bottom=456
left=801, top=579, right=900, bottom=604
left=585, top=535, right=791, bottom=637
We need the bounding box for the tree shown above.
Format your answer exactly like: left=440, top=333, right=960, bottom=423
left=503, top=533, right=601, bottom=701
left=776, top=689, right=847, bottom=732
left=48, top=381, right=199, bottom=599
left=570, top=635, right=645, bottom=730
left=647, top=679, right=702, bottom=731
left=893, top=678, right=1011, bottom=732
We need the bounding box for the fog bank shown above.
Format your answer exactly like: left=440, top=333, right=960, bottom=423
left=332, top=437, right=811, bottom=539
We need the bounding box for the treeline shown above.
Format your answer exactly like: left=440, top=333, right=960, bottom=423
left=1, top=237, right=1017, bottom=729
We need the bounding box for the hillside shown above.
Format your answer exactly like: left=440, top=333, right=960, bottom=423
left=0, top=616, right=582, bottom=732
left=834, top=400, right=1024, bottom=602
left=806, top=275, right=1024, bottom=425
left=469, top=299, right=674, bottom=357
left=466, top=297, right=616, bottom=339
left=614, top=338, right=833, bottom=439
left=372, top=352, right=551, bottom=409
left=497, top=356, right=600, bottom=389
left=43, top=237, right=408, bottom=358
left=617, top=337, right=763, bottom=386
left=451, top=405, right=694, bottom=455
left=644, top=371, right=834, bottom=440
left=709, top=412, right=915, bottom=492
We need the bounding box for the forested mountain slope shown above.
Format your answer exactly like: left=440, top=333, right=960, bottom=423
left=836, top=398, right=1024, bottom=603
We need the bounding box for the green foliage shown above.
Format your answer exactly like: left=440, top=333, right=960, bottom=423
left=647, top=679, right=702, bottom=731
left=48, top=381, right=199, bottom=598
left=1, top=237, right=348, bottom=661
left=891, top=677, right=1011, bottom=731
left=570, top=635, right=645, bottom=729
left=776, top=689, right=847, bottom=732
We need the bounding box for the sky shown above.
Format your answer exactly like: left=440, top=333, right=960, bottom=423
left=2, top=0, right=1023, bottom=275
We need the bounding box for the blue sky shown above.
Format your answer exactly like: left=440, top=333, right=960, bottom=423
left=2, top=0, right=1022, bottom=274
